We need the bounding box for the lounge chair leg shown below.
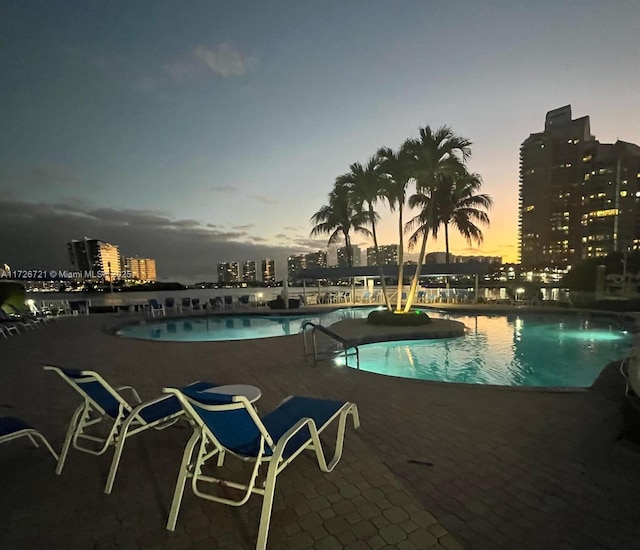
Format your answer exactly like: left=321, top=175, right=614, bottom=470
left=31, top=431, right=59, bottom=461
left=104, top=413, right=136, bottom=494
left=256, top=460, right=279, bottom=550
left=166, top=430, right=200, bottom=531
left=56, top=405, right=85, bottom=475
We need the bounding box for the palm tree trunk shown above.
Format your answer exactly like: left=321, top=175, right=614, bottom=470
left=369, top=205, right=392, bottom=311
left=403, top=231, right=430, bottom=312
left=404, top=200, right=435, bottom=312
left=344, top=232, right=355, bottom=304
left=395, top=205, right=405, bottom=312
left=444, top=223, right=450, bottom=302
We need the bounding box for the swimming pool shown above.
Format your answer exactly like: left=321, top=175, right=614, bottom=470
left=116, top=308, right=373, bottom=342
left=116, top=309, right=632, bottom=388
left=338, top=313, right=631, bottom=387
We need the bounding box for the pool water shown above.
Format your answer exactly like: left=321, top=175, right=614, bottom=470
left=338, top=313, right=631, bottom=387
left=116, top=309, right=632, bottom=388
left=116, top=307, right=373, bottom=342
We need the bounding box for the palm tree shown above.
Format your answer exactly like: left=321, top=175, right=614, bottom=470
left=431, top=169, right=492, bottom=263
left=402, top=126, right=473, bottom=311
left=376, top=146, right=415, bottom=312
left=408, top=168, right=492, bottom=306
left=336, top=158, right=393, bottom=311
left=310, top=184, right=372, bottom=268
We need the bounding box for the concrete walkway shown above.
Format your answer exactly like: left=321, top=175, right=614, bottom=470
left=1, top=311, right=639, bottom=549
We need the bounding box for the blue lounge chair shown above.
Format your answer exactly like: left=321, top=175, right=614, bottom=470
left=163, top=384, right=360, bottom=550
left=43, top=365, right=216, bottom=494
left=147, top=299, right=165, bottom=317
left=0, top=416, right=58, bottom=461
left=209, top=296, right=223, bottom=310
left=164, top=297, right=177, bottom=314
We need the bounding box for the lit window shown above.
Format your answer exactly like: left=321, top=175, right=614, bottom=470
left=524, top=205, right=534, bottom=212
left=582, top=154, right=592, bottom=162
left=620, top=191, right=628, bottom=197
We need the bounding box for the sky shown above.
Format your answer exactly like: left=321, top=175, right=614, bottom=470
left=1, top=0, right=639, bottom=282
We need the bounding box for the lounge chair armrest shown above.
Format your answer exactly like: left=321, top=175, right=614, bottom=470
left=620, top=357, right=629, bottom=378
left=116, top=385, right=142, bottom=404
left=272, top=417, right=316, bottom=458
left=130, top=393, right=176, bottom=412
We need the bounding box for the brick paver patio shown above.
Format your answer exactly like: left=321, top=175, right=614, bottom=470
left=1, top=309, right=639, bottom=549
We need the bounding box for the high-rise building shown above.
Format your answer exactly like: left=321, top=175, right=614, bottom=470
left=305, top=251, right=327, bottom=269
left=425, top=252, right=502, bottom=264
left=261, top=258, right=276, bottom=285
left=519, top=105, right=596, bottom=268
left=217, top=261, right=240, bottom=284
left=581, top=141, right=640, bottom=259
left=367, top=245, right=398, bottom=266
left=125, top=257, right=157, bottom=281
left=337, top=245, right=361, bottom=267
left=519, top=105, right=640, bottom=268
left=242, top=260, right=257, bottom=283
left=67, top=238, right=121, bottom=281
left=287, top=254, right=306, bottom=284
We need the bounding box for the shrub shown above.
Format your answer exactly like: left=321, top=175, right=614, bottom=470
left=0, top=281, right=27, bottom=313
left=367, top=309, right=431, bottom=326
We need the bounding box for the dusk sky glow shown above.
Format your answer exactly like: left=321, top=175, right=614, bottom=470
left=1, top=1, right=639, bottom=281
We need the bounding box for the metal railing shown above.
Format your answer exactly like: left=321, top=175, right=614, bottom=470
left=301, top=321, right=360, bottom=369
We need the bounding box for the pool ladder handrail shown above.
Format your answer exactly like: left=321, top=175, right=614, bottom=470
left=301, top=321, right=360, bottom=370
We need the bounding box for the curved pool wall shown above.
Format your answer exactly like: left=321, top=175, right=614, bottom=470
left=338, top=313, right=631, bottom=387
left=115, top=309, right=632, bottom=388
left=116, top=307, right=377, bottom=342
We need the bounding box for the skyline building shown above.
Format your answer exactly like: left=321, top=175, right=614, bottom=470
left=425, top=252, right=502, bottom=264
left=261, top=258, right=276, bottom=285
left=519, top=105, right=595, bottom=268
left=67, top=238, right=121, bottom=281
left=581, top=141, right=640, bottom=259
left=367, top=245, right=398, bottom=266
left=305, top=250, right=327, bottom=270
left=217, top=261, right=240, bottom=284
left=125, top=257, right=157, bottom=281
left=337, top=245, right=361, bottom=267
left=287, top=254, right=306, bottom=285
left=519, top=105, right=640, bottom=268
left=242, top=260, right=257, bottom=283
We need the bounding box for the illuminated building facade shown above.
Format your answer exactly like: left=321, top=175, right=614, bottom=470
left=67, top=238, right=121, bottom=281
left=337, top=245, right=361, bottom=267
left=519, top=105, right=640, bottom=268
left=125, top=257, right=157, bottom=281
left=367, top=245, right=398, bottom=266
left=261, top=258, right=276, bottom=285
left=242, top=260, right=257, bottom=283
left=217, top=261, right=240, bottom=284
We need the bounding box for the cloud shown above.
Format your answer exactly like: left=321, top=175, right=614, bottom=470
left=233, top=224, right=255, bottom=231
left=194, top=44, right=247, bottom=77
left=251, top=194, right=278, bottom=204
left=0, top=166, right=81, bottom=189
left=166, top=43, right=248, bottom=80
left=211, top=185, right=236, bottom=193
left=0, top=200, right=321, bottom=281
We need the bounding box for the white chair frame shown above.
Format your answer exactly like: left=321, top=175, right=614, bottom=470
left=164, top=389, right=359, bottom=550
left=44, top=366, right=186, bottom=494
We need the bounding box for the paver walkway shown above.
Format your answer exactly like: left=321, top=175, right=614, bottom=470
left=1, top=310, right=639, bottom=549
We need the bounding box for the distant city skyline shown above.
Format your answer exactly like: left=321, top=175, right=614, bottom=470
left=1, top=1, right=638, bottom=281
